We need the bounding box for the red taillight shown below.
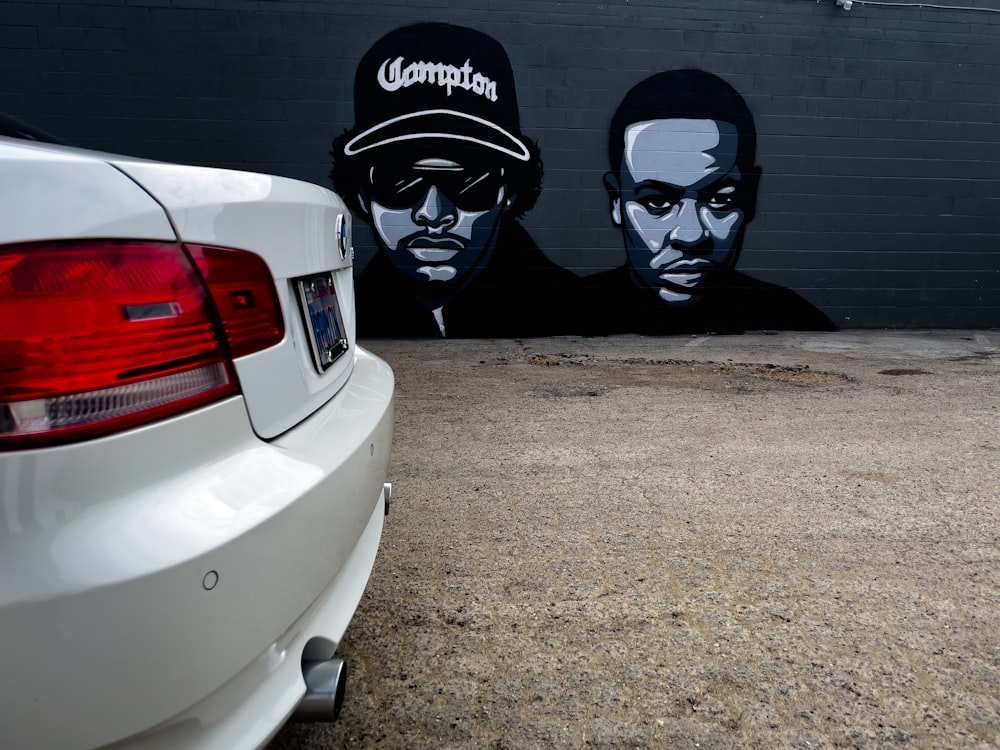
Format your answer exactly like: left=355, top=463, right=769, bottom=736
left=187, top=244, right=284, bottom=358
left=0, top=239, right=283, bottom=449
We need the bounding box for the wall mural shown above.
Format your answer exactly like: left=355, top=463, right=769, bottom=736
left=591, top=69, right=835, bottom=334
left=332, top=25, right=835, bottom=337
left=331, top=22, right=580, bottom=337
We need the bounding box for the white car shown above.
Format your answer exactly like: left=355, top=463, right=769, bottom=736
left=0, top=126, right=395, bottom=750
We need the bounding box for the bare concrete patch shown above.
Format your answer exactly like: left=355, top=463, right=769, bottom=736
left=948, top=351, right=998, bottom=363
left=504, top=353, right=852, bottom=390
left=839, top=469, right=900, bottom=485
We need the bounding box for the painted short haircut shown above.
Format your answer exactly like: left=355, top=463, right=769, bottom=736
left=608, top=69, right=757, bottom=175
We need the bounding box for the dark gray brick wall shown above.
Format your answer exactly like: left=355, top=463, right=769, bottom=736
left=1, top=0, right=998, bottom=328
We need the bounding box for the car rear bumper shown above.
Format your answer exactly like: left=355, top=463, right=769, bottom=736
left=0, top=346, right=394, bottom=750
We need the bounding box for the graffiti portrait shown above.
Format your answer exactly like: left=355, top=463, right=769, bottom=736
left=588, top=69, right=835, bottom=334
left=331, top=22, right=580, bottom=337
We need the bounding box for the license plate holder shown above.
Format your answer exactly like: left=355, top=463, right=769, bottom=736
left=295, top=272, right=348, bottom=372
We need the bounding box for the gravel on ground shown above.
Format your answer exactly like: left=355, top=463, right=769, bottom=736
left=269, top=331, right=999, bottom=750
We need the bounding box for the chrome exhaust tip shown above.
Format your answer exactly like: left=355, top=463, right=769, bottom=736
left=291, top=657, right=347, bottom=722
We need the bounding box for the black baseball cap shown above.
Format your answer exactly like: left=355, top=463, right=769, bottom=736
left=344, top=23, right=531, bottom=162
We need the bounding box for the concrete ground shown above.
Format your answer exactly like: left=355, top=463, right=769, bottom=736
left=268, top=330, right=999, bottom=750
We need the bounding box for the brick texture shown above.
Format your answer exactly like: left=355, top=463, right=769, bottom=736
left=1, top=0, right=997, bottom=328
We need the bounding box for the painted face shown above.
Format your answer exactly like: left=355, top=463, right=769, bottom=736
left=611, top=118, right=751, bottom=305
left=364, top=156, right=509, bottom=295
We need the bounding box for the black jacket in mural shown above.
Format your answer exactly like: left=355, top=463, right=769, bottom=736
left=355, top=222, right=582, bottom=338
left=581, top=266, right=835, bottom=335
